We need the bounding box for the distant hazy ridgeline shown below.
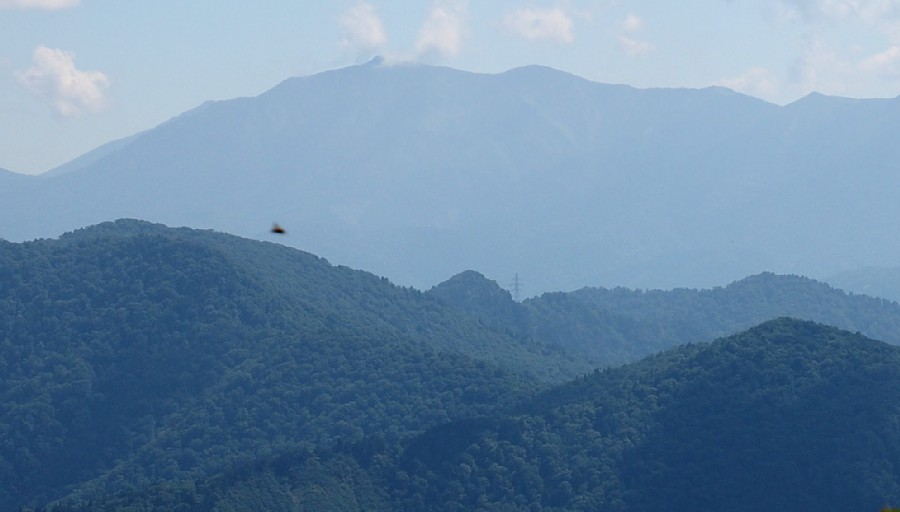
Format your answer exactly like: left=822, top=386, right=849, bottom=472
left=3, top=60, right=900, bottom=293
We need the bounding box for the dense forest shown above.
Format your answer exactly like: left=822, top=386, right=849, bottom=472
left=4, top=221, right=900, bottom=510
left=30, top=319, right=900, bottom=511
left=395, top=318, right=900, bottom=511
left=0, top=220, right=582, bottom=510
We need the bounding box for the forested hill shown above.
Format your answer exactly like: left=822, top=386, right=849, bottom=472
left=0, top=220, right=587, bottom=511
left=48, top=319, right=900, bottom=511
left=429, top=270, right=900, bottom=365
left=397, top=318, right=900, bottom=511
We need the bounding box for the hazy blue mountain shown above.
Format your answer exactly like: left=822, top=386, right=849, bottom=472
left=3, top=59, right=900, bottom=292
left=0, top=167, right=27, bottom=182
left=41, top=133, right=143, bottom=178
left=430, top=270, right=900, bottom=365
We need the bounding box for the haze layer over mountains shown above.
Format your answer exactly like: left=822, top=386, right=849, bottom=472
left=3, top=58, right=900, bottom=293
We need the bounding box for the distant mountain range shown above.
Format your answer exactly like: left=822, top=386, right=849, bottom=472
left=3, top=59, right=900, bottom=294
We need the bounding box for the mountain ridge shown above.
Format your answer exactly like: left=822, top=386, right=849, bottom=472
left=429, top=269, right=900, bottom=365
left=3, top=61, right=900, bottom=292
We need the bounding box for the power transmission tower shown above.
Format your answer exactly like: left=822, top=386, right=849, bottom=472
left=510, top=273, right=523, bottom=302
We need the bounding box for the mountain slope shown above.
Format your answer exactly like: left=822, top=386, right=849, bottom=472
left=3, top=61, right=900, bottom=291
left=826, top=266, right=900, bottom=303
left=0, top=220, right=587, bottom=511
left=54, top=319, right=900, bottom=511
left=397, top=318, right=900, bottom=511
left=0, top=167, right=28, bottom=185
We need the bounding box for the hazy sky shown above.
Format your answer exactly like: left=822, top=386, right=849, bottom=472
left=3, top=0, right=900, bottom=175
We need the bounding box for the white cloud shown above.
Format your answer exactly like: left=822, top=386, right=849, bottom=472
left=621, top=12, right=643, bottom=32
left=774, top=0, right=900, bottom=23
left=618, top=13, right=651, bottom=57
left=770, top=0, right=900, bottom=45
left=860, top=44, right=900, bottom=77
left=763, top=2, right=900, bottom=98
left=784, top=38, right=862, bottom=98
left=415, top=0, right=467, bottom=60
left=338, top=3, right=388, bottom=59
left=718, top=67, right=782, bottom=100
left=0, top=0, right=78, bottom=9
left=619, top=36, right=651, bottom=57
left=503, top=8, right=574, bottom=44
left=15, top=45, right=110, bottom=117
left=833, top=0, right=897, bottom=21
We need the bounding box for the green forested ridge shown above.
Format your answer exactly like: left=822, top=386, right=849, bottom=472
left=7, top=221, right=900, bottom=511
left=0, top=220, right=586, bottom=511
left=389, top=318, right=900, bottom=511
left=429, top=269, right=900, bottom=365
left=39, top=319, right=900, bottom=511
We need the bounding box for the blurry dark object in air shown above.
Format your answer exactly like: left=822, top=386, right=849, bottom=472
left=271, top=223, right=285, bottom=234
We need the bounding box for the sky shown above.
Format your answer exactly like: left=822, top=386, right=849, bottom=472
left=3, top=0, right=900, bottom=175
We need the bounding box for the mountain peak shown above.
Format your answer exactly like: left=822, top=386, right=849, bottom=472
left=427, top=271, right=525, bottom=332
left=429, top=270, right=514, bottom=305
left=723, top=272, right=836, bottom=297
